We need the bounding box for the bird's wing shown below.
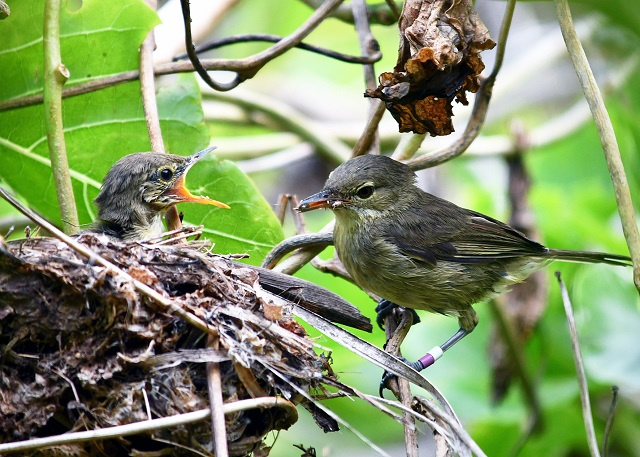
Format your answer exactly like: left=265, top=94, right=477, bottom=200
left=389, top=205, right=547, bottom=266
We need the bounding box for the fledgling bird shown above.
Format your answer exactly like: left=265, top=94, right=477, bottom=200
left=297, top=154, right=631, bottom=372
left=92, top=147, right=229, bottom=240
left=91, top=149, right=372, bottom=332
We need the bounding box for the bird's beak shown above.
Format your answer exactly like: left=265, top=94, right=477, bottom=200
left=297, top=190, right=349, bottom=212
left=164, top=146, right=230, bottom=209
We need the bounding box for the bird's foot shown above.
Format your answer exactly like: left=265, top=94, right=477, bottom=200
left=379, top=356, right=428, bottom=397
left=375, top=299, right=421, bottom=330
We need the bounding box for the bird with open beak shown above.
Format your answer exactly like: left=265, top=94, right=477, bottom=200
left=93, top=147, right=229, bottom=240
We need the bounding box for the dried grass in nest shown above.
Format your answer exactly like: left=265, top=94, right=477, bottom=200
left=0, top=232, right=339, bottom=456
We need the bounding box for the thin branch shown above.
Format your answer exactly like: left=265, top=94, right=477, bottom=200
left=139, top=0, right=183, bottom=232
left=392, top=133, right=426, bottom=161
left=0, top=185, right=216, bottom=337
left=206, top=334, right=229, bottom=457
left=202, top=90, right=351, bottom=164
left=173, top=33, right=381, bottom=64
left=43, top=0, right=79, bottom=234
left=352, top=0, right=381, bottom=155
left=299, top=0, right=401, bottom=25
left=602, top=386, right=619, bottom=457
left=406, top=0, right=516, bottom=171
left=0, top=397, right=295, bottom=454
left=139, top=4, right=164, bottom=155
left=351, top=99, right=386, bottom=157
left=180, top=0, right=344, bottom=92
left=555, top=272, right=601, bottom=457
left=554, top=0, right=640, bottom=294
left=179, top=0, right=242, bottom=91
left=384, top=309, right=419, bottom=457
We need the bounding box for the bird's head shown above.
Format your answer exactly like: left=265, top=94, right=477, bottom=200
left=297, top=154, right=417, bottom=218
left=94, top=147, right=229, bottom=238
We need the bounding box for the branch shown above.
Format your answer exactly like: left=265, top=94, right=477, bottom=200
left=173, top=33, right=381, bottom=64
left=0, top=397, right=294, bottom=454
left=554, top=0, right=640, bottom=294
left=351, top=0, right=381, bottom=155
left=180, top=0, right=344, bottom=91
left=555, top=272, right=601, bottom=457
left=406, top=0, right=516, bottom=171
left=202, top=89, right=351, bottom=163
left=43, top=0, right=79, bottom=234
left=139, top=0, right=183, bottom=232
left=299, top=0, right=401, bottom=25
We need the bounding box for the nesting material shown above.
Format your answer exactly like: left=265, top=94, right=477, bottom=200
left=0, top=232, right=337, bottom=456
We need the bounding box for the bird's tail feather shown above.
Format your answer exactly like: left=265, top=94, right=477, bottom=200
left=547, top=249, right=632, bottom=267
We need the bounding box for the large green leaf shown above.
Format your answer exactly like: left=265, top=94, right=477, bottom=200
left=0, top=0, right=284, bottom=262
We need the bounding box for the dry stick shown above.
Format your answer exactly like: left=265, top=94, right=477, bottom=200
left=384, top=309, right=420, bottom=457
left=392, top=133, right=427, bottom=161
left=602, top=386, right=619, bottom=457
left=299, top=0, right=400, bottom=25
left=203, top=90, right=351, bottom=164
left=406, top=0, right=516, bottom=171
left=43, top=0, right=79, bottom=235
left=352, top=0, right=381, bottom=156
left=554, top=0, right=640, bottom=294
left=555, top=272, right=601, bottom=457
left=206, top=334, right=229, bottom=457
left=138, top=0, right=182, bottom=233
left=0, top=185, right=216, bottom=337
left=0, top=397, right=295, bottom=455
left=174, top=33, right=382, bottom=64
left=352, top=99, right=386, bottom=157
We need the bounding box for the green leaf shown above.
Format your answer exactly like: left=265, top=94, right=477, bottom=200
left=183, top=156, right=284, bottom=265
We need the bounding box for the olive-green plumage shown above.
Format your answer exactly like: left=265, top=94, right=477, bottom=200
left=299, top=154, right=631, bottom=334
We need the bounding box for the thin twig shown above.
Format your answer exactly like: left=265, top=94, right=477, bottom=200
left=351, top=99, right=386, bottom=157
left=555, top=272, right=601, bottom=457
left=202, top=89, right=351, bottom=164
left=406, top=0, right=516, bottom=171
left=179, top=0, right=242, bottom=91
left=139, top=0, right=184, bottom=233
left=173, top=33, right=381, bottom=64
left=0, top=185, right=216, bottom=337
left=554, top=0, right=640, bottom=294
left=43, top=0, right=79, bottom=234
left=0, top=397, right=295, bottom=454
left=392, top=133, right=426, bottom=161
left=602, top=386, right=619, bottom=457
left=352, top=0, right=381, bottom=155
left=140, top=2, right=165, bottom=155
left=384, top=309, right=419, bottom=457
left=206, top=334, right=229, bottom=457
left=299, top=0, right=400, bottom=25
left=180, top=0, right=344, bottom=91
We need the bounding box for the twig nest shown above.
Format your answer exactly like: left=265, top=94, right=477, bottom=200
left=0, top=233, right=334, bottom=456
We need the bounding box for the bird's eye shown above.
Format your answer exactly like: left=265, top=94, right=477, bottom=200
left=356, top=185, right=374, bottom=199
left=159, top=168, right=173, bottom=181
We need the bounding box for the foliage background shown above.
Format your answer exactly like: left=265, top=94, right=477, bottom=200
left=0, top=0, right=639, bottom=456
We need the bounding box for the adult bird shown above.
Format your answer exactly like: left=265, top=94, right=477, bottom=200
left=93, top=147, right=228, bottom=240
left=297, top=154, right=631, bottom=373
left=91, top=148, right=372, bottom=332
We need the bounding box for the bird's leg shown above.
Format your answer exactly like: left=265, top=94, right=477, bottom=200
left=410, top=309, right=478, bottom=370
left=375, top=299, right=421, bottom=330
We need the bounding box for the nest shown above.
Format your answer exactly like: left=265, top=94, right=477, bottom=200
left=0, top=232, right=340, bottom=456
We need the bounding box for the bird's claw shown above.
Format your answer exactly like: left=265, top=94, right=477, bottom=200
left=375, top=300, right=421, bottom=330
left=379, top=357, right=425, bottom=397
